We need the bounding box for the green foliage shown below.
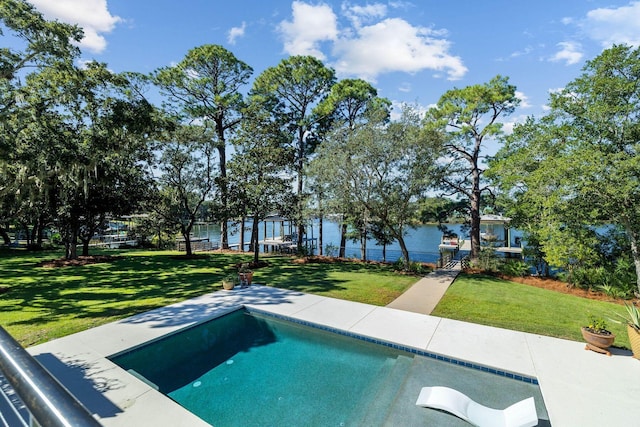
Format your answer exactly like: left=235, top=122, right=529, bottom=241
left=0, top=0, right=82, bottom=81
left=489, top=44, right=640, bottom=294
left=311, top=104, right=442, bottom=266
left=586, top=315, right=609, bottom=333
left=498, top=259, right=530, bottom=277
left=417, top=197, right=466, bottom=224
left=408, top=261, right=429, bottom=275
left=612, top=303, right=640, bottom=331
left=472, top=248, right=501, bottom=272
left=324, top=243, right=338, bottom=257
left=597, top=284, right=633, bottom=300
left=251, top=55, right=336, bottom=249
left=50, top=233, right=62, bottom=245
left=425, top=75, right=520, bottom=259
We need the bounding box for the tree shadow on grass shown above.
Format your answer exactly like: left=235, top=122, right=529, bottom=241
left=0, top=251, right=403, bottom=337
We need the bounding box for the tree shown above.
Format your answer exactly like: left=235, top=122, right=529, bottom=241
left=314, top=78, right=389, bottom=257
left=0, top=0, right=82, bottom=244
left=251, top=56, right=335, bottom=251
left=152, top=45, right=252, bottom=249
left=228, top=100, right=294, bottom=265
left=425, top=75, right=520, bottom=260
left=8, top=61, right=156, bottom=258
left=312, top=105, right=442, bottom=268
left=491, top=45, right=640, bottom=293
left=155, top=122, right=218, bottom=256
left=0, top=0, right=81, bottom=82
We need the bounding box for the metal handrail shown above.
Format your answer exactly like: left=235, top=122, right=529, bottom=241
left=0, top=327, right=102, bottom=427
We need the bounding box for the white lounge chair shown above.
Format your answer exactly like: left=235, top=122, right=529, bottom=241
left=415, top=386, right=538, bottom=427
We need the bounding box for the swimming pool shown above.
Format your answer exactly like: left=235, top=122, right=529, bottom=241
left=111, top=309, right=549, bottom=426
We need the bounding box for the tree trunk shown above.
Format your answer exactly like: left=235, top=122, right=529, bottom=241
left=218, top=182, right=229, bottom=250
left=360, top=223, right=368, bottom=261
left=624, top=221, right=640, bottom=296
left=66, top=226, right=78, bottom=260
left=470, top=170, right=482, bottom=260
left=182, top=223, right=193, bottom=256
left=240, top=217, right=245, bottom=252
left=339, top=221, right=347, bottom=258
left=296, top=130, right=305, bottom=252
left=216, top=123, right=230, bottom=249
left=35, top=215, right=45, bottom=249
left=29, top=224, right=37, bottom=247
left=0, top=226, right=10, bottom=245
left=397, top=235, right=411, bottom=270
left=19, top=222, right=31, bottom=247
left=81, top=238, right=90, bottom=256
left=318, top=207, right=323, bottom=256
left=253, top=213, right=260, bottom=265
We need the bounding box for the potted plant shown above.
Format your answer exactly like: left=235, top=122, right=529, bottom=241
left=581, top=315, right=615, bottom=356
left=613, top=303, right=640, bottom=359
left=238, top=263, right=254, bottom=287
left=221, top=274, right=237, bottom=291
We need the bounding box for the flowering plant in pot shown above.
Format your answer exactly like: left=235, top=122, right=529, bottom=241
left=581, top=315, right=615, bottom=356
left=238, top=263, right=254, bottom=287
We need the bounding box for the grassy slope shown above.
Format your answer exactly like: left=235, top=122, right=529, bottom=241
left=431, top=273, right=631, bottom=349
left=0, top=249, right=416, bottom=346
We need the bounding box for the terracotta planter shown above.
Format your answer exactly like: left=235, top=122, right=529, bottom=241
left=627, top=325, right=640, bottom=360
left=239, top=271, right=253, bottom=287
left=581, top=327, right=615, bottom=356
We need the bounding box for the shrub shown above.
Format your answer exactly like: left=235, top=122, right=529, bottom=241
left=498, top=259, right=530, bottom=277
left=474, top=248, right=501, bottom=272
left=324, top=243, right=338, bottom=257
left=50, top=233, right=62, bottom=245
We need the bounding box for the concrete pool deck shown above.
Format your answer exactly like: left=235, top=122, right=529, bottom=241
left=25, top=285, right=640, bottom=426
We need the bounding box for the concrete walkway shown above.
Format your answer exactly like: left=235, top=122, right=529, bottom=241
left=386, top=264, right=461, bottom=314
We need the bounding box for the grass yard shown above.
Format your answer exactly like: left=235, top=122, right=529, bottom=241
left=431, top=273, right=632, bottom=349
left=1, top=248, right=634, bottom=351
left=0, top=248, right=417, bottom=346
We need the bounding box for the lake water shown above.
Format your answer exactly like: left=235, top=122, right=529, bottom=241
left=192, top=220, right=467, bottom=264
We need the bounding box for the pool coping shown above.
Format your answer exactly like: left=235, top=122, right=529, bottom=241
left=26, top=285, right=640, bottom=426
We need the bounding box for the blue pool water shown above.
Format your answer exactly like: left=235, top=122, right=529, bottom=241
left=111, top=310, right=549, bottom=426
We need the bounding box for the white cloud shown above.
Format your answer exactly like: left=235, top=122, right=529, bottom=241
left=515, top=91, right=531, bottom=108
left=228, top=22, right=246, bottom=45
left=342, top=2, right=387, bottom=28
left=28, top=0, right=121, bottom=53
left=582, top=1, right=640, bottom=47
left=398, top=82, right=412, bottom=93
left=277, top=1, right=466, bottom=82
left=277, top=1, right=338, bottom=60
left=333, top=18, right=467, bottom=81
left=502, top=114, right=528, bottom=135
left=509, top=46, right=533, bottom=59
left=549, top=41, right=583, bottom=65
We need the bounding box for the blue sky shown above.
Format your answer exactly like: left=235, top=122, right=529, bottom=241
left=24, top=0, right=640, bottom=128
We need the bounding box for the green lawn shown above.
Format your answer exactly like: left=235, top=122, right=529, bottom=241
left=1, top=248, right=632, bottom=351
left=431, top=273, right=631, bottom=349
left=0, top=248, right=417, bottom=346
